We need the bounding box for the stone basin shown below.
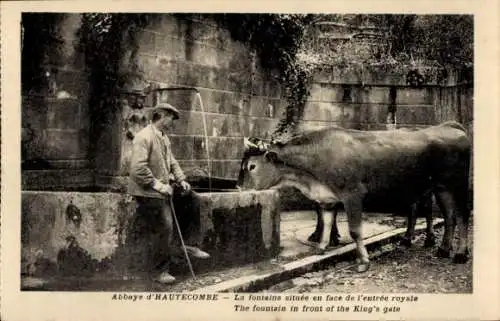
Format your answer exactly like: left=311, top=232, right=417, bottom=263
left=21, top=180, right=280, bottom=280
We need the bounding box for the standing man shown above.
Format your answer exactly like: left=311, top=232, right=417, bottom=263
left=128, top=102, right=209, bottom=284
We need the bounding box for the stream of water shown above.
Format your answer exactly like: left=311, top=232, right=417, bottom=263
left=195, top=92, right=212, bottom=192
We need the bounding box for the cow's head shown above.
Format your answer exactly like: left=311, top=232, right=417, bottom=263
left=237, top=137, right=282, bottom=190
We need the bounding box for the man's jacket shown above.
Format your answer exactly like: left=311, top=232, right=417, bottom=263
left=128, top=124, right=186, bottom=199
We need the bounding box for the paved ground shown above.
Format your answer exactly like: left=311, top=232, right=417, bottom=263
left=21, top=211, right=422, bottom=292
left=265, top=220, right=473, bottom=294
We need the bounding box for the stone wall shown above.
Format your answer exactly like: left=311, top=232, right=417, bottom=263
left=21, top=14, right=93, bottom=190
left=94, top=14, right=287, bottom=188
left=298, top=66, right=473, bottom=132
left=21, top=14, right=473, bottom=192
left=22, top=14, right=90, bottom=170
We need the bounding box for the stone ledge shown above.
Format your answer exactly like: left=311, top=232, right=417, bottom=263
left=22, top=169, right=94, bottom=191
left=21, top=188, right=281, bottom=277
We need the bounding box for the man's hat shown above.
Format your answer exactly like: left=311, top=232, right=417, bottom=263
left=152, top=102, right=180, bottom=120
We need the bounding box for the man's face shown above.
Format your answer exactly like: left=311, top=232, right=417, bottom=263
left=158, top=112, right=175, bottom=132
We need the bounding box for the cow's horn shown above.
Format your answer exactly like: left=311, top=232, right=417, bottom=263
left=244, top=137, right=258, bottom=150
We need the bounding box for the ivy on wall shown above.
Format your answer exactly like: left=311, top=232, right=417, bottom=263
left=212, top=14, right=317, bottom=139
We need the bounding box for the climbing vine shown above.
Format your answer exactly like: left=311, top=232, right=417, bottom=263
left=77, top=13, right=162, bottom=154
left=212, top=14, right=317, bottom=138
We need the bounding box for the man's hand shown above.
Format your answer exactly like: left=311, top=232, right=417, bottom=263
left=179, top=180, right=191, bottom=192
left=153, top=181, right=173, bottom=196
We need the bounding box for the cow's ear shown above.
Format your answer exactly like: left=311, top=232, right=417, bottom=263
left=265, top=151, right=278, bottom=162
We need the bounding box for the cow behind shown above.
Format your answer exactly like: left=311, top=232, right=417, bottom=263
left=238, top=121, right=471, bottom=273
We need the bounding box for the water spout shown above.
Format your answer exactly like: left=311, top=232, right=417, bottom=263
left=195, top=92, right=212, bottom=193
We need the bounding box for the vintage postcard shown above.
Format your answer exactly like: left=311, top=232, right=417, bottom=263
left=1, top=0, right=499, bottom=320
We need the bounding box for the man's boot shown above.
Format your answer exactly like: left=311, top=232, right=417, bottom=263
left=184, top=245, right=210, bottom=259
left=155, top=271, right=176, bottom=284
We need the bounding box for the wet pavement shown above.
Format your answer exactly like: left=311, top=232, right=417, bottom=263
left=22, top=211, right=416, bottom=292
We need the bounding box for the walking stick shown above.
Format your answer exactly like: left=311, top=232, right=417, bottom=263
left=169, top=195, right=197, bottom=280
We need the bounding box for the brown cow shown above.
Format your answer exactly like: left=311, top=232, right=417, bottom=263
left=237, top=121, right=471, bottom=272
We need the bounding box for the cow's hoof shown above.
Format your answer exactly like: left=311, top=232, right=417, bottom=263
left=436, top=247, right=451, bottom=258
left=424, top=237, right=436, bottom=248
left=313, top=247, right=326, bottom=256
left=453, top=251, right=469, bottom=264
left=400, top=237, right=412, bottom=248
left=356, top=262, right=370, bottom=273
left=329, top=238, right=340, bottom=247
left=308, top=233, right=320, bottom=243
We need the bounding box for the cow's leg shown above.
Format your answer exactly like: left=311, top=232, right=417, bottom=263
left=329, top=209, right=340, bottom=247
left=401, top=204, right=417, bottom=247
left=308, top=202, right=323, bottom=243
left=344, top=198, right=370, bottom=273
left=316, top=207, right=334, bottom=253
left=452, top=187, right=470, bottom=263
left=434, top=187, right=456, bottom=258
left=422, top=195, right=436, bottom=247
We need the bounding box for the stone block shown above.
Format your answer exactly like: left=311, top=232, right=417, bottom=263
left=359, top=104, right=389, bottom=124
left=54, top=69, right=89, bottom=98
left=262, top=79, right=282, bottom=99
left=164, top=90, right=196, bottom=111
left=43, top=129, right=88, bottom=160
left=201, top=113, right=225, bottom=137
left=153, top=14, right=182, bottom=37
left=272, top=99, right=288, bottom=120
left=228, top=115, right=250, bottom=137
left=189, top=41, right=219, bottom=67
left=342, top=103, right=362, bottom=125
left=460, top=87, right=474, bottom=124
left=153, top=34, right=186, bottom=60
left=249, top=96, right=267, bottom=118
left=310, top=83, right=344, bottom=102
left=139, top=54, right=178, bottom=84
left=170, top=135, right=195, bottom=160
left=227, top=40, right=253, bottom=68
left=178, top=160, right=210, bottom=178
left=351, top=86, right=390, bottom=104
left=396, top=88, right=434, bottom=105
left=396, top=106, right=436, bottom=125
left=295, top=120, right=337, bottom=132
left=220, top=92, right=251, bottom=116
left=46, top=99, right=81, bottom=129
left=192, top=136, right=209, bottom=160
left=137, top=29, right=157, bottom=55
left=22, top=169, right=94, bottom=191
left=228, top=70, right=253, bottom=94
left=173, top=110, right=205, bottom=136
left=184, top=19, right=217, bottom=44
left=205, top=113, right=246, bottom=137
left=210, top=160, right=242, bottom=180
left=314, top=65, right=414, bottom=86
left=175, top=62, right=227, bottom=90
left=248, top=118, right=276, bottom=138
left=302, top=101, right=344, bottom=122
left=208, top=137, right=244, bottom=160
left=197, top=88, right=223, bottom=114
left=174, top=60, right=198, bottom=87
left=23, top=96, right=49, bottom=160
